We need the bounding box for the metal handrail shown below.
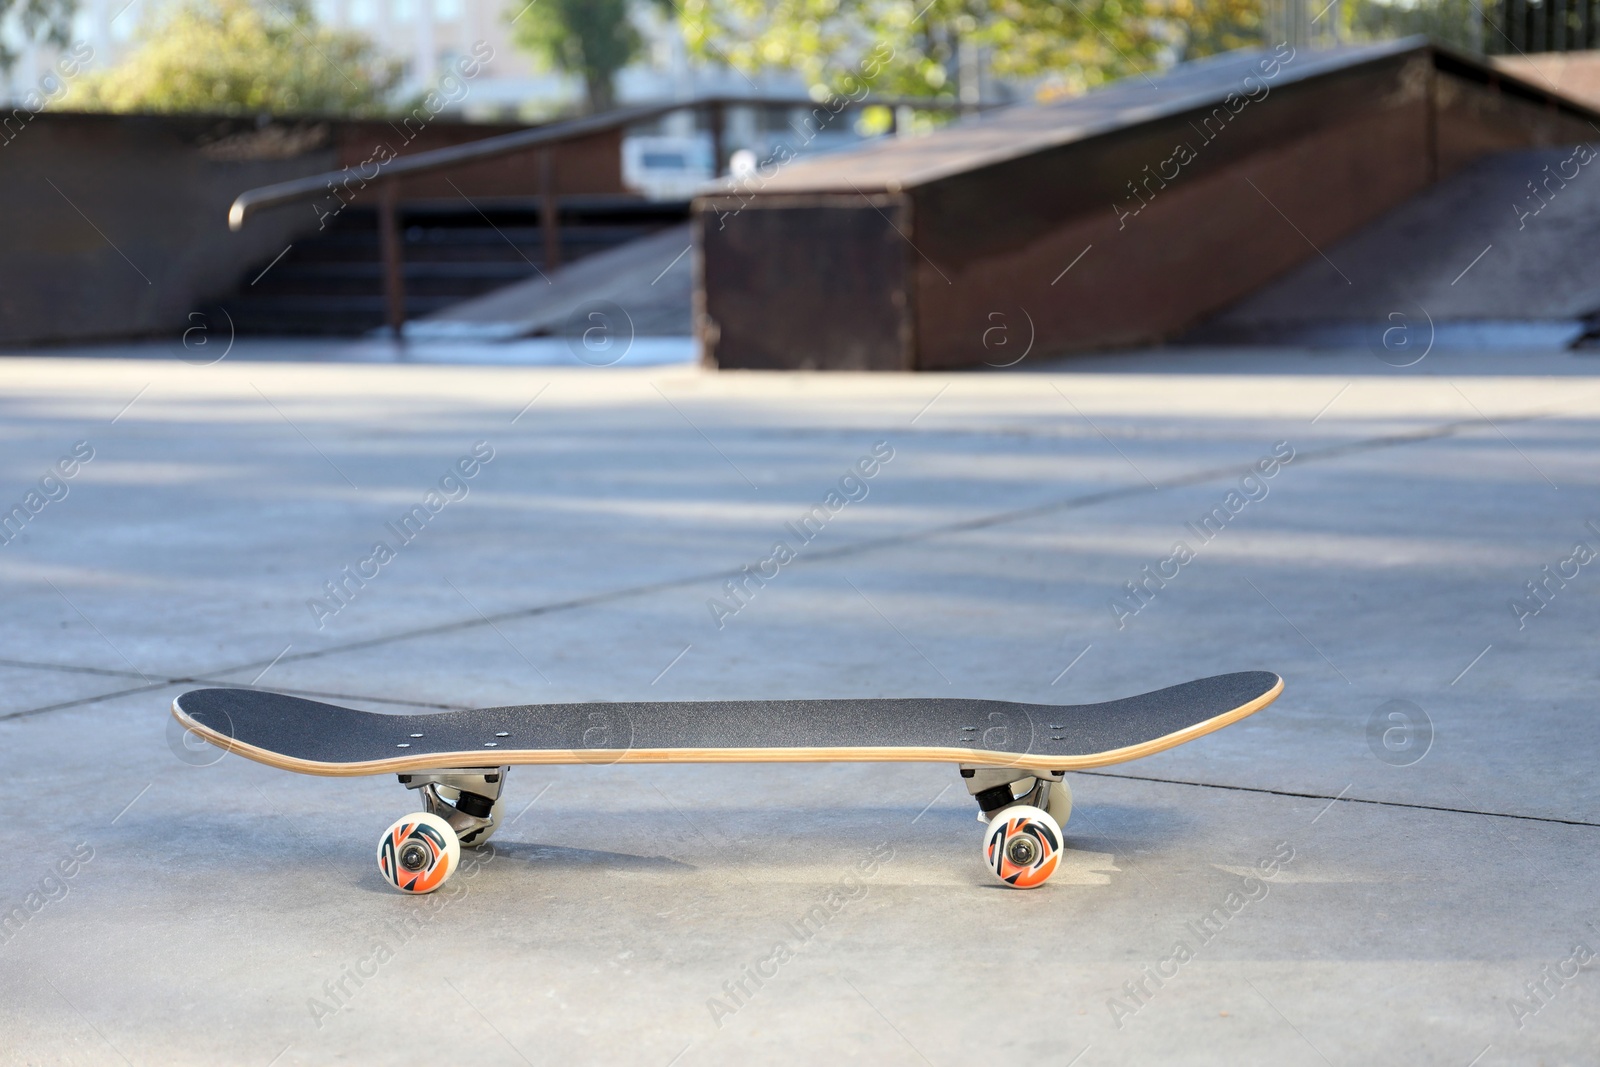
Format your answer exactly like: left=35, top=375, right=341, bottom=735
left=227, top=93, right=989, bottom=230
left=229, top=101, right=678, bottom=230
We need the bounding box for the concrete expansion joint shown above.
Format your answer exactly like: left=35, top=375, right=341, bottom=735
left=1078, top=770, right=1600, bottom=828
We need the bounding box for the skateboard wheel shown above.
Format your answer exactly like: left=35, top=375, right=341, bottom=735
left=377, top=812, right=460, bottom=894
left=983, top=804, right=1062, bottom=889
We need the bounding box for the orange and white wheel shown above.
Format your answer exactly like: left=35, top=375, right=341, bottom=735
left=377, top=812, right=460, bottom=894
left=983, top=804, right=1062, bottom=889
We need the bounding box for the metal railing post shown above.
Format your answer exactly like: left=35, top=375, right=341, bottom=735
left=540, top=148, right=561, bottom=272
left=376, top=179, right=406, bottom=338
left=709, top=99, right=727, bottom=176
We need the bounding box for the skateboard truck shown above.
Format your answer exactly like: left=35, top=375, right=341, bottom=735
left=960, top=766, right=1069, bottom=820
left=396, top=767, right=509, bottom=848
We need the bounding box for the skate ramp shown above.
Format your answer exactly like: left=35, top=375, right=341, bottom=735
left=403, top=223, right=694, bottom=341
left=1191, top=146, right=1600, bottom=346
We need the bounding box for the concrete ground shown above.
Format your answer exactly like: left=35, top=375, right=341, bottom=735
left=0, top=343, right=1597, bottom=1065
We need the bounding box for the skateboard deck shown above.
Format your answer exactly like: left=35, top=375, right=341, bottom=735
left=172, top=671, right=1281, bottom=774
left=171, top=671, right=1281, bottom=893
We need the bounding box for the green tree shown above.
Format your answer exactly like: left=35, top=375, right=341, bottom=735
left=1166, top=0, right=1266, bottom=59
left=509, top=0, right=644, bottom=113
left=72, top=0, right=401, bottom=115
left=1342, top=0, right=1483, bottom=52
left=678, top=0, right=1167, bottom=103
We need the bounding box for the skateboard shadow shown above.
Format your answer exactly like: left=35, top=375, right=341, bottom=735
left=485, top=840, right=697, bottom=871
left=349, top=840, right=696, bottom=894
left=1064, top=801, right=1194, bottom=848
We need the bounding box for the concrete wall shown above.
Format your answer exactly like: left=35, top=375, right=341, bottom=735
left=0, top=113, right=329, bottom=346
left=0, top=112, right=625, bottom=346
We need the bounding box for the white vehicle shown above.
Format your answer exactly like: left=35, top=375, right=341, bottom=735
left=622, top=134, right=715, bottom=200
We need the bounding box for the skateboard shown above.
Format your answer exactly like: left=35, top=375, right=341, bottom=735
left=171, top=670, right=1281, bottom=893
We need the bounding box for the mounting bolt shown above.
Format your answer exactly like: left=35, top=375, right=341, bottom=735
left=1006, top=837, right=1038, bottom=866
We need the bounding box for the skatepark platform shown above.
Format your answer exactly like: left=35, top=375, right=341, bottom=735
left=698, top=38, right=1600, bottom=370
left=0, top=340, right=1596, bottom=1063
